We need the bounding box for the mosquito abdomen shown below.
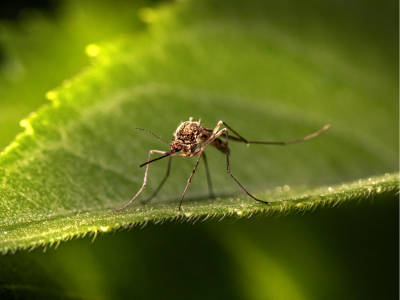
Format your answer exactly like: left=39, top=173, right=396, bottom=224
left=211, top=138, right=229, bottom=154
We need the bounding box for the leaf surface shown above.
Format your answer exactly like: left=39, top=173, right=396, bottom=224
left=0, top=0, right=398, bottom=253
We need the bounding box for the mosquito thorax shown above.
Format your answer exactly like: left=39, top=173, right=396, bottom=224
left=174, top=120, right=203, bottom=145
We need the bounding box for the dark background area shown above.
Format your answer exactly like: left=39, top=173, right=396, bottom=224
left=0, top=0, right=57, bottom=20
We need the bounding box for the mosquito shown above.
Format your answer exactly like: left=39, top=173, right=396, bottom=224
left=114, top=118, right=330, bottom=214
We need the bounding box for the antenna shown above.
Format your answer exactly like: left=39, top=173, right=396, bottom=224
left=135, top=128, right=168, bottom=144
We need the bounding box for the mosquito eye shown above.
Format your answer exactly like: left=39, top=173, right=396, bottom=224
left=170, top=144, right=182, bottom=152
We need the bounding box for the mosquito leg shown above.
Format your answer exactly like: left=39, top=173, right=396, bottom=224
left=178, top=151, right=204, bottom=214
left=141, top=156, right=173, bottom=205
left=222, top=121, right=330, bottom=145
left=202, top=152, right=215, bottom=198
left=220, top=122, right=249, bottom=144
left=223, top=128, right=272, bottom=206
left=113, top=150, right=168, bottom=212
left=198, top=124, right=272, bottom=206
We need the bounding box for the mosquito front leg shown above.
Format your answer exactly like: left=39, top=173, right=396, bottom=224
left=113, top=150, right=169, bottom=212
left=141, top=156, right=173, bottom=205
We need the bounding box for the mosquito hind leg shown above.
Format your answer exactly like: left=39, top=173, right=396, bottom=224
left=200, top=123, right=272, bottom=206
left=222, top=128, right=272, bottom=206
left=222, top=121, right=330, bottom=145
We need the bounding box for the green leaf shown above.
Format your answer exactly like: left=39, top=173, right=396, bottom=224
left=0, top=0, right=398, bottom=259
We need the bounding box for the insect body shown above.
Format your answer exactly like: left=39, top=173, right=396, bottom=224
left=114, top=118, right=330, bottom=214
left=170, top=120, right=227, bottom=156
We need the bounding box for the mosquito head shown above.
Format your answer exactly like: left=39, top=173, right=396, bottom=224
left=169, top=141, right=183, bottom=154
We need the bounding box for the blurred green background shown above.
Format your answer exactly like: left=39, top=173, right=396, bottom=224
left=0, top=0, right=398, bottom=299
